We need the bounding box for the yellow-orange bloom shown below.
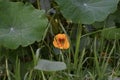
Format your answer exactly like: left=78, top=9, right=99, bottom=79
left=53, top=34, right=70, bottom=49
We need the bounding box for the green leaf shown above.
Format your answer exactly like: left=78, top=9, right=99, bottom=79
left=0, top=1, right=48, bottom=49
left=93, top=14, right=116, bottom=29
left=55, top=0, right=119, bottom=24
left=102, top=28, right=120, bottom=39
left=34, top=59, right=66, bottom=71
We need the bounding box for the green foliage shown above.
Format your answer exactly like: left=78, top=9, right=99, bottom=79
left=0, top=1, right=48, bottom=49
left=55, top=0, right=119, bottom=24
left=102, top=28, right=120, bottom=39
left=0, top=0, right=120, bottom=80
left=34, top=59, right=66, bottom=71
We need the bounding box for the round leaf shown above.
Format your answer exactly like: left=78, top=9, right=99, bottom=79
left=55, top=0, right=119, bottom=24
left=0, top=1, right=48, bottom=49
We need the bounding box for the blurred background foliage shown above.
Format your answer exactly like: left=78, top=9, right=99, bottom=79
left=0, top=0, right=120, bottom=80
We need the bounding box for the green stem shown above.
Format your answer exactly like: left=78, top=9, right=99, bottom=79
left=93, top=37, right=101, bottom=79
left=28, top=70, right=33, bottom=80
left=37, top=0, right=40, bottom=9
left=6, top=58, right=11, bottom=80
left=74, top=24, right=82, bottom=67
left=41, top=71, right=46, bottom=80
left=77, top=49, right=85, bottom=76
left=102, top=40, right=116, bottom=78
left=60, top=50, right=64, bottom=62
left=30, top=46, right=36, bottom=66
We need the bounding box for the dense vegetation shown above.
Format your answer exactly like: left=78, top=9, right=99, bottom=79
left=0, top=0, right=120, bottom=80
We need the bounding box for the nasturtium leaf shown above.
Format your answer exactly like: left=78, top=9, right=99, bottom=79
left=93, top=15, right=116, bottom=29
left=0, top=1, right=48, bottom=49
left=34, top=59, right=66, bottom=71
left=102, top=28, right=120, bottom=39
left=55, top=0, right=119, bottom=24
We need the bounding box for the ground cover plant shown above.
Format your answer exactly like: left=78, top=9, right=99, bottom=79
left=0, top=0, right=120, bottom=80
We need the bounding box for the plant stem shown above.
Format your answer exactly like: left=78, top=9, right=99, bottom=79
left=30, top=46, right=36, bottom=66
left=77, top=48, right=86, bottom=77
left=41, top=71, right=46, bottom=80
left=5, top=58, right=11, bottom=80
left=60, top=50, right=64, bottom=62
left=74, top=24, right=82, bottom=67
left=37, top=0, right=41, bottom=9
left=102, top=40, right=116, bottom=78
left=15, top=57, right=21, bottom=80
left=93, top=37, right=101, bottom=79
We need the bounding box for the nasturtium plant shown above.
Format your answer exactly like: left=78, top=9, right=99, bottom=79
left=55, top=0, right=119, bottom=24
left=0, top=1, right=48, bottom=49
left=93, top=15, right=116, bottom=29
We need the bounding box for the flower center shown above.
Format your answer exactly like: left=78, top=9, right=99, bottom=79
left=58, top=38, right=65, bottom=44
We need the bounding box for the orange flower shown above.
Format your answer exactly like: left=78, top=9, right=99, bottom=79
left=53, top=34, right=70, bottom=49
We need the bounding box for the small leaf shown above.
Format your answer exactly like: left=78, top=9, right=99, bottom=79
left=0, top=1, right=48, bottom=49
left=55, top=0, right=119, bottom=24
left=34, top=59, right=66, bottom=71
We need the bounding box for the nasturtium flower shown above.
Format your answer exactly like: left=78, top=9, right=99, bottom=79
left=53, top=34, right=70, bottom=49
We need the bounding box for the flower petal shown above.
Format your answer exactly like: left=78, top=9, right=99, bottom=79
left=53, top=34, right=70, bottom=49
